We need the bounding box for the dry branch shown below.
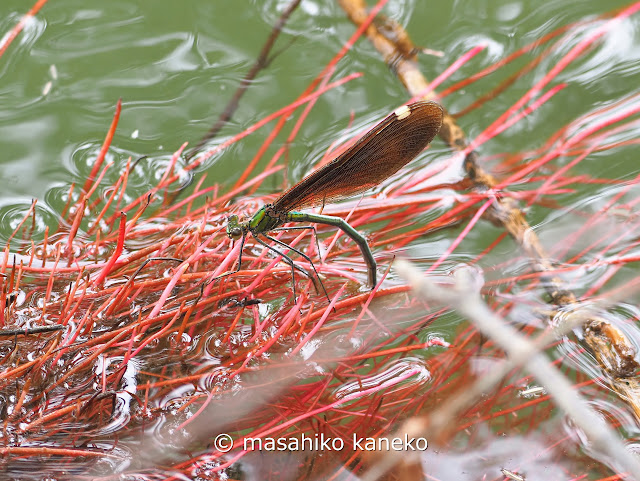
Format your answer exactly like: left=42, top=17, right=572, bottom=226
left=338, top=0, right=640, bottom=420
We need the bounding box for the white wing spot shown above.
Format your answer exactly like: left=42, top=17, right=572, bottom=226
left=394, top=105, right=411, bottom=120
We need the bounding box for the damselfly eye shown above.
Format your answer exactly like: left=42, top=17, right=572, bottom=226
left=226, top=214, right=243, bottom=239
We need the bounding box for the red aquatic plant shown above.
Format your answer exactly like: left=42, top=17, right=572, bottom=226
left=1, top=1, right=640, bottom=480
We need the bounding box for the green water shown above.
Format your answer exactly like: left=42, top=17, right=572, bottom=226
left=1, top=0, right=636, bottom=236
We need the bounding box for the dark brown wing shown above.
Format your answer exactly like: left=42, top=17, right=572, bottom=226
left=272, top=101, right=443, bottom=213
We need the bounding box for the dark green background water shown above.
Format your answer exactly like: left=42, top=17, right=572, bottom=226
left=1, top=0, right=637, bottom=245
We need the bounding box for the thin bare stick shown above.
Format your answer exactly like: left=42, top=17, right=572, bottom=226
left=385, top=259, right=640, bottom=481
left=0, top=324, right=64, bottom=337
left=185, top=0, right=302, bottom=160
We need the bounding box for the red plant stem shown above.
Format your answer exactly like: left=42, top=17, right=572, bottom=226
left=121, top=306, right=181, bottom=365
left=412, top=45, right=486, bottom=102
left=104, top=279, right=136, bottom=318
left=11, top=377, right=32, bottom=421
left=278, top=74, right=333, bottom=176
left=188, top=174, right=209, bottom=212
left=272, top=285, right=312, bottom=332
left=103, top=143, right=188, bottom=227
left=0, top=446, right=116, bottom=458
left=296, top=304, right=315, bottom=340
left=84, top=160, right=114, bottom=204
left=439, top=18, right=579, bottom=100
left=124, top=195, right=150, bottom=236
left=39, top=330, right=129, bottom=399
left=478, top=83, right=566, bottom=151
left=314, top=111, right=357, bottom=170
left=113, top=159, right=131, bottom=215
left=199, top=165, right=283, bottom=211
left=254, top=83, right=340, bottom=193
left=146, top=233, right=216, bottom=320
left=66, top=196, right=86, bottom=262
left=115, top=156, right=281, bottom=222
left=92, top=212, right=126, bottom=287
left=534, top=145, right=597, bottom=205
left=512, top=95, right=640, bottom=202
left=204, top=368, right=421, bottom=471
left=246, top=121, right=294, bottom=196
left=290, top=283, right=347, bottom=356
left=159, top=141, right=188, bottom=187
left=253, top=301, right=305, bottom=357
left=233, top=0, right=389, bottom=190
left=59, top=183, right=76, bottom=220
left=178, top=343, right=266, bottom=429
left=0, top=247, right=7, bottom=273
left=40, top=247, right=60, bottom=323
left=567, top=95, right=640, bottom=146
left=40, top=225, right=49, bottom=268
left=0, top=362, right=35, bottom=386
left=8, top=259, right=17, bottom=292
left=60, top=281, right=87, bottom=327
left=87, top=175, right=123, bottom=235
left=0, top=277, right=5, bottom=328
left=348, top=267, right=392, bottom=337
left=560, top=172, right=640, bottom=262
left=51, top=300, right=90, bottom=367
left=222, top=309, right=244, bottom=344
left=81, top=98, right=122, bottom=194
left=190, top=72, right=362, bottom=181
left=427, top=198, right=492, bottom=273
left=59, top=266, right=85, bottom=321
left=0, top=0, right=50, bottom=60
left=176, top=295, right=199, bottom=342
left=6, top=199, right=37, bottom=245
left=321, top=340, right=448, bottom=364
left=481, top=2, right=640, bottom=180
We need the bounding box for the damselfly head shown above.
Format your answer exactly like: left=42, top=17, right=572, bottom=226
left=226, top=214, right=244, bottom=239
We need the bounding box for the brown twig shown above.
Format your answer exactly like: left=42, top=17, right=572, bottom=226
left=337, top=0, right=640, bottom=418
left=185, top=0, right=302, bottom=161
left=0, top=324, right=64, bottom=337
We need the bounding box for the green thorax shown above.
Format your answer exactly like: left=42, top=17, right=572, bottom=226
left=248, top=204, right=286, bottom=233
